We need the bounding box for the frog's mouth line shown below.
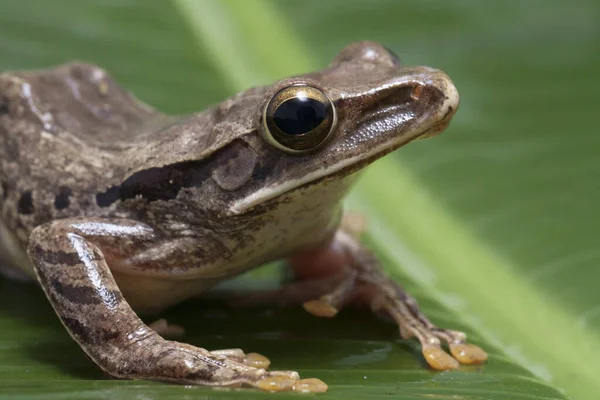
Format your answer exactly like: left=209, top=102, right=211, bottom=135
left=230, top=121, right=452, bottom=216
left=230, top=80, right=458, bottom=215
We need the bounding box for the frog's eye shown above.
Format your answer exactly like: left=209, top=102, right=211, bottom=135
left=261, top=84, right=336, bottom=153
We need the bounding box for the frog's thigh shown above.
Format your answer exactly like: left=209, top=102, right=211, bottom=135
left=290, top=229, right=488, bottom=370
left=27, top=218, right=324, bottom=392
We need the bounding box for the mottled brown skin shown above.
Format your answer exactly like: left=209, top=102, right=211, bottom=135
left=0, top=42, right=485, bottom=392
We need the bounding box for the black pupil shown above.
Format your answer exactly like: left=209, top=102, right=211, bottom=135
left=273, top=96, right=327, bottom=135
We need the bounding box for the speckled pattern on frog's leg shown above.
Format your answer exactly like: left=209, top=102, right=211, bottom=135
left=27, top=217, right=327, bottom=392
left=290, top=229, right=488, bottom=370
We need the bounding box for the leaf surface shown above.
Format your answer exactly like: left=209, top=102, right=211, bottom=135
left=1, top=1, right=597, bottom=399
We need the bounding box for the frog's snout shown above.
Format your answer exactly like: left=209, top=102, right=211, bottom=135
left=417, top=73, right=459, bottom=139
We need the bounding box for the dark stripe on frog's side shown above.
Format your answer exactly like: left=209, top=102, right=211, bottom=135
left=96, top=159, right=212, bottom=207
left=96, top=139, right=258, bottom=207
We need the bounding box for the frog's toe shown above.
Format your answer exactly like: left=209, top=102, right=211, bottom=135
left=255, top=375, right=296, bottom=392
left=242, top=352, right=271, bottom=369
left=422, top=345, right=460, bottom=370
left=254, top=372, right=328, bottom=393
left=303, top=298, right=340, bottom=317
left=266, top=370, right=300, bottom=379
left=294, top=378, right=329, bottom=393
left=211, top=349, right=271, bottom=369
left=449, top=343, right=488, bottom=364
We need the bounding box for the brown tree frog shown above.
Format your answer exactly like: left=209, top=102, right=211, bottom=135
left=0, top=41, right=486, bottom=393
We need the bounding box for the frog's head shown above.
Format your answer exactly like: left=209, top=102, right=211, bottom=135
left=215, top=41, right=458, bottom=215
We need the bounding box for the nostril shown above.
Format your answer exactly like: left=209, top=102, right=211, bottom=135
left=414, top=85, right=447, bottom=105
left=410, top=85, right=423, bottom=101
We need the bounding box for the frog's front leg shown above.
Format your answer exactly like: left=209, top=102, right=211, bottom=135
left=290, top=228, right=488, bottom=371
left=28, top=218, right=326, bottom=392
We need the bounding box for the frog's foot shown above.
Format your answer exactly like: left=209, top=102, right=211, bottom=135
left=290, top=229, right=488, bottom=370
left=302, top=271, right=356, bottom=317
left=152, top=325, right=273, bottom=368
left=369, top=287, right=487, bottom=369
left=138, top=342, right=327, bottom=392
left=193, top=350, right=327, bottom=393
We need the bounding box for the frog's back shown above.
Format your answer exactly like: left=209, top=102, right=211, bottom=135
left=0, top=62, right=163, bottom=249
left=0, top=62, right=263, bottom=280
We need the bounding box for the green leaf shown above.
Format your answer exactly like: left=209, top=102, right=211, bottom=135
left=0, top=0, right=596, bottom=399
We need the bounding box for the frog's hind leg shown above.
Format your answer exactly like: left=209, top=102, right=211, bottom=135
left=28, top=217, right=326, bottom=392
left=289, top=229, right=488, bottom=370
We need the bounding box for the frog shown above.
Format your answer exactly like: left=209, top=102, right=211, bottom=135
left=0, top=41, right=487, bottom=393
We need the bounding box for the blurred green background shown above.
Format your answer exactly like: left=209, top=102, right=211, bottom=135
left=0, top=1, right=598, bottom=399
